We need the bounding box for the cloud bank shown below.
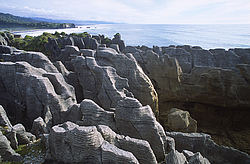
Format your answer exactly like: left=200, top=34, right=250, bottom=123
left=0, top=0, right=250, bottom=24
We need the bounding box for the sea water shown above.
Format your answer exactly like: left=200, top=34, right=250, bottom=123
left=14, top=24, right=250, bottom=49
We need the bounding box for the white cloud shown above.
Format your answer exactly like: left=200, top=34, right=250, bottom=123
left=0, top=0, right=250, bottom=24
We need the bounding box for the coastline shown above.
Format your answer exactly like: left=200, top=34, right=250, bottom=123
left=8, top=24, right=250, bottom=50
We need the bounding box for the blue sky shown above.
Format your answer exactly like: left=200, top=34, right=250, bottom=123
left=1, top=0, right=250, bottom=24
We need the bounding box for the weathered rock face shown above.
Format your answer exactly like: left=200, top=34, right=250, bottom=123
left=31, top=117, right=48, bottom=138
left=0, top=36, right=7, bottom=46
left=111, top=34, right=125, bottom=52
left=12, top=123, right=36, bottom=145
left=115, top=97, right=166, bottom=162
left=95, top=47, right=158, bottom=114
left=97, top=125, right=157, bottom=164
left=0, top=50, right=59, bottom=73
left=125, top=45, right=250, bottom=154
left=0, top=105, right=12, bottom=129
left=0, top=131, right=22, bottom=162
left=165, top=108, right=197, bottom=133
left=166, top=132, right=250, bottom=164
left=47, top=122, right=104, bottom=163
left=101, top=140, right=139, bottom=164
left=72, top=56, right=132, bottom=110
left=0, top=61, right=76, bottom=129
left=165, top=150, right=187, bottom=164
left=77, top=99, right=116, bottom=130
left=46, top=121, right=140, bottom=164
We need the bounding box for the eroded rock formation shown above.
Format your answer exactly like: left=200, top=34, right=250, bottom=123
left=0, top=33, right=249, bottom=163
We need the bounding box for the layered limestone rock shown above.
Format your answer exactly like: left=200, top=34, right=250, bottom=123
left=72, top=56, right=132, bottom=110
left=115, top=97, right=167, bottom=162
left=97, top=125, right=158, bottom=164
left=0, top=131, right=22, bottom=162
left=0, top=105, right=12, bottom=129
left=0, top=61, right=76, bottom=128
left=46, top=121, right=140, bottom=163
left=76, top=99, right=116, bottom=130
left=166, top=132, right=250, bottom=164
left=95, top=47, right=158, bottom=114
left=125, top=45, right=250, bottom=154
left=0, top=49, right=59, bottom=73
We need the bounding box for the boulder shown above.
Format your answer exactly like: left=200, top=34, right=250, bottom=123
left=165, top=108, right=197, bottom=133
left=31, top=117, right=48, bottom=138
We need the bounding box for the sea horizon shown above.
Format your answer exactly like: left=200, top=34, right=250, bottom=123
left=12, top=23, right=250, bottom=50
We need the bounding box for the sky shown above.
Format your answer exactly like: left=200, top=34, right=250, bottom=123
left=0, top=0, right=250, bottom=24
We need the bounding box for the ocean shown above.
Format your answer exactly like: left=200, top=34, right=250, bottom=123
left=14, top=24, right=250, bottom=49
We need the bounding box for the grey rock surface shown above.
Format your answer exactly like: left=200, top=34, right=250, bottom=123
left=101, top=140, right=139, bottom=164
left=97, top=125, right=157, bottom=164
left=77, top=99, right=116, bottom=130
left=166, top=132, right=250, bottom=164
left=165, top=150, right=187, bottom=164
left=12, top=124, right=36, bottom=145
left=0, top=105, right=12, bottom=129
left=72, top=56, right=132, bottom=109
left=31, top=117, right=48, bottom=138
left=166, top=108, right=197, bottom=133
left=115, top=97, right=166, bottom=162
left=0, top=131, right=22, bottom=162
left=95, top=47, right=158, bottom=114
left=0, top=49, right=59, bottom=73
left=0, top=61, right=76, bottom=128
left=47, top=121, right=143, bottom=164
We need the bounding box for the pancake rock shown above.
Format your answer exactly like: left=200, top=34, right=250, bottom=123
left=125, top=45, right=250, bottom=153
left=0, top=61, right=76, bottom=128
left=72, top=56, right=132, bottom=110
left=96, top=47, right=158, bottom=114
left=97, top=125, right=157, bottom=164
left=166, top=132, right=250, bottom=164
left=46, top=121, right=139, bottom=163
left=115, top=97, right=167, bottom=162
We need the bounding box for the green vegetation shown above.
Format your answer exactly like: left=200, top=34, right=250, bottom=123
left=8, top=31, right=93, bottom=55
left=11, top=32, right=58, bottom=55
left=2, top=31, right=114, bottom=57
left=15, top=139, right=46, bottom=163
left=0, top=12, right=75, bottom=29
